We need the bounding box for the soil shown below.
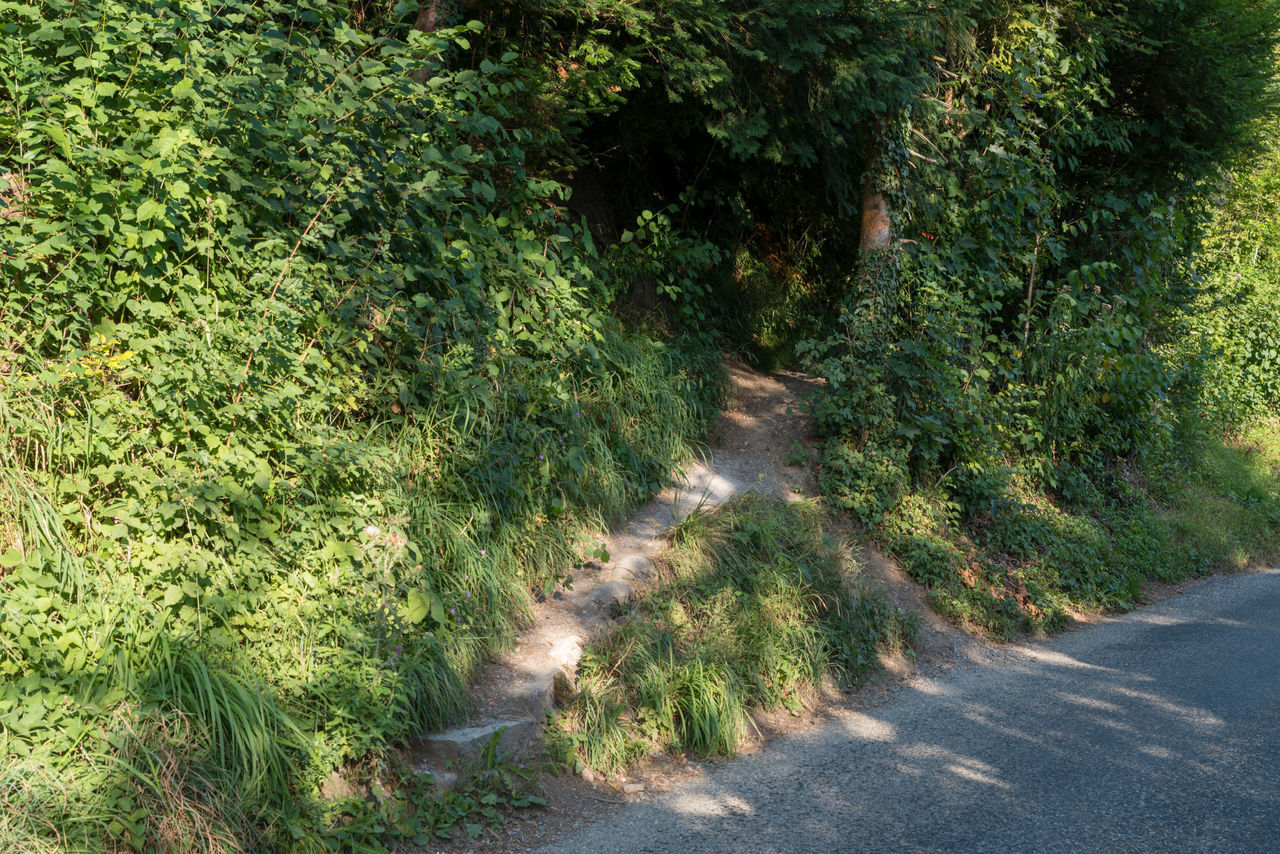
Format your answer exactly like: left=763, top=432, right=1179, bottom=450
left=456, top=362, right=832, bottom=723
left=415, top=360, right=1001, bottom=854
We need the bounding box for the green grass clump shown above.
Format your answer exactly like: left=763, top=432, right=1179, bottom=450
left=879, top=422, right=1280, bottom=640
left=552, top=494, right=917, bottom=776
left=1145, top=421, right=1280, bottom=570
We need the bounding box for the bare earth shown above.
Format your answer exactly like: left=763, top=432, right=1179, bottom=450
left=416, top=361, right=1007, bottom=854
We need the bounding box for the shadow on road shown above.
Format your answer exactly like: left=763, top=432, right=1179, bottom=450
left=548, top=571, right=1280, bottom=853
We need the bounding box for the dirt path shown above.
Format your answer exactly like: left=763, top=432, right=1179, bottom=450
left=416, top=362, right=995, bottom=854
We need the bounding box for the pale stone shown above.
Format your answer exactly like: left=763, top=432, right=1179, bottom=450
left=414, top=718, right=540, bottom=766
left=589, top=579, right=633, bottom=608
left=548, top=635, right=584, bottom=668
left=613, top=554, right=655, bottom=581
left=415, top=763, right=460, bottom=791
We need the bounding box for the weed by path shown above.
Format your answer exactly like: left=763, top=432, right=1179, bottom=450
left=878, top=424, right=1280, bottom=639
left=550, top=494, right=917, bottom=776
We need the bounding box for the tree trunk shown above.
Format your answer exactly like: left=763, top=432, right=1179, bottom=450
left=855, top=116, right=902, bottom=320
left=413, top=0, right=443, bottom=33
left=859, top=173, right=893, bottom=254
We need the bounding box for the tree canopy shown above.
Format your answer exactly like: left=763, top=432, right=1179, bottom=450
left=1, top=0, right=1277, bottom=848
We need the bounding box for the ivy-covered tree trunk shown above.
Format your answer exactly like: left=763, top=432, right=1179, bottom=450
left=859, top=149, right=894, bottom=255
left=855, top=115, right=906, bottom=338
left=816, top=114, right=910, bottom=489
left=413, top=0, right=443, bottom=31
left=842, top=114, right=907, bottom=399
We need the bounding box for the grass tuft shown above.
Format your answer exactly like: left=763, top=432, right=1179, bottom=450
left=551, top=494, right=917, bottom=775
left=879, top=422, right=1280, bottom=639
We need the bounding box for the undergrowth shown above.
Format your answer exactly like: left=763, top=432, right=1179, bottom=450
left=876, top=422, right=1280, bottom=640
left=550, top=494, right=917, bottom=776
left=0, top=2, right=722, bottom=849
left=1146, top=420, right=1280, bottom=571
left=4, top=0, right=1276, bottom=846
left=320, top=732, right=545, bottom=850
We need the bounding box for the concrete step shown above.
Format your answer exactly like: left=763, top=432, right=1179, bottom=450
left=413, top=717, right=542, bottom=767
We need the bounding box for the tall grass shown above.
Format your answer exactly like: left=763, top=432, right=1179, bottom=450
left=552, top=494, right=917, bottom=775
left=0, top=760, right=71, bottom=854
left=1146, top=420, right=1280, bottom=569
left=0, top=323, right=722, bottom=851
left=880, top=421, right=1280, bottom=639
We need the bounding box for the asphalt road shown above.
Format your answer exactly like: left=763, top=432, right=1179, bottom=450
left=542, top=569, right=1280, bottom=853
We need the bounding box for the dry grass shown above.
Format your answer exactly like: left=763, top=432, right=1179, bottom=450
left=0, top=172, right=27, bottom=220
left=0, top=760, right=67, bottom=854
left=113, top=708, right=255, bottom=854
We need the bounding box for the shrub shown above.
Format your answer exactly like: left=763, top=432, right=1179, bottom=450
left=0, top=1, right=721, bottom=848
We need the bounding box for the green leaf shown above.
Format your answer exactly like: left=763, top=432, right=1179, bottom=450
left=135, top=199, right=164, bottom=222
left=44, top=123, right=72, bottom=159
left=322, top=540, right=361, bottom=559
left=406, top=589, right=436, bottom=624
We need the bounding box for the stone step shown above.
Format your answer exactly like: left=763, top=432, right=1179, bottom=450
left=413, top=717, right=541, bottom=768
left=587, top=578, right=634, bottom=608
left=612, top=553, right=655, bottom=582
left=487, top=659, right=578, bottom=716
left=412, top=764, right=460, bottom=791
left=548, top=634, right=584, bottom=669
left=404, top=543, right=663, bottom=777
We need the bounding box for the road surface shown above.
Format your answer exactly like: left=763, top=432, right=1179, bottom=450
left=543, top=569, right=1280, bottom=853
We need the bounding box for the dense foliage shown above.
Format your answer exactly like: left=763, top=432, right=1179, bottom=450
left=463, top=0, right=1278, bottom=507
left=469, top=0, right=1280, bottom=633
left=1191, top=122, right=1280, bottom=421
left=2, top=0, right=1278, bottom=849
left=0, top=1, right=719, bottom=849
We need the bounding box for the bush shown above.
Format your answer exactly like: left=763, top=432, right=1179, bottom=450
left=552, top=495, right=917, bottom=775
left=0, top=1, right=721, bottom=848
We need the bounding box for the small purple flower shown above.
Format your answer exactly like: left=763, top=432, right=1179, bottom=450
left=480, top=549, right=486, bottom=556
left=395, top=646, right=402, bottom=654
left=538, top=454, right=544, bottom=460
left=464, top=591, right=470, bottom=598
left=449, top=607, right=456, bottom=615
